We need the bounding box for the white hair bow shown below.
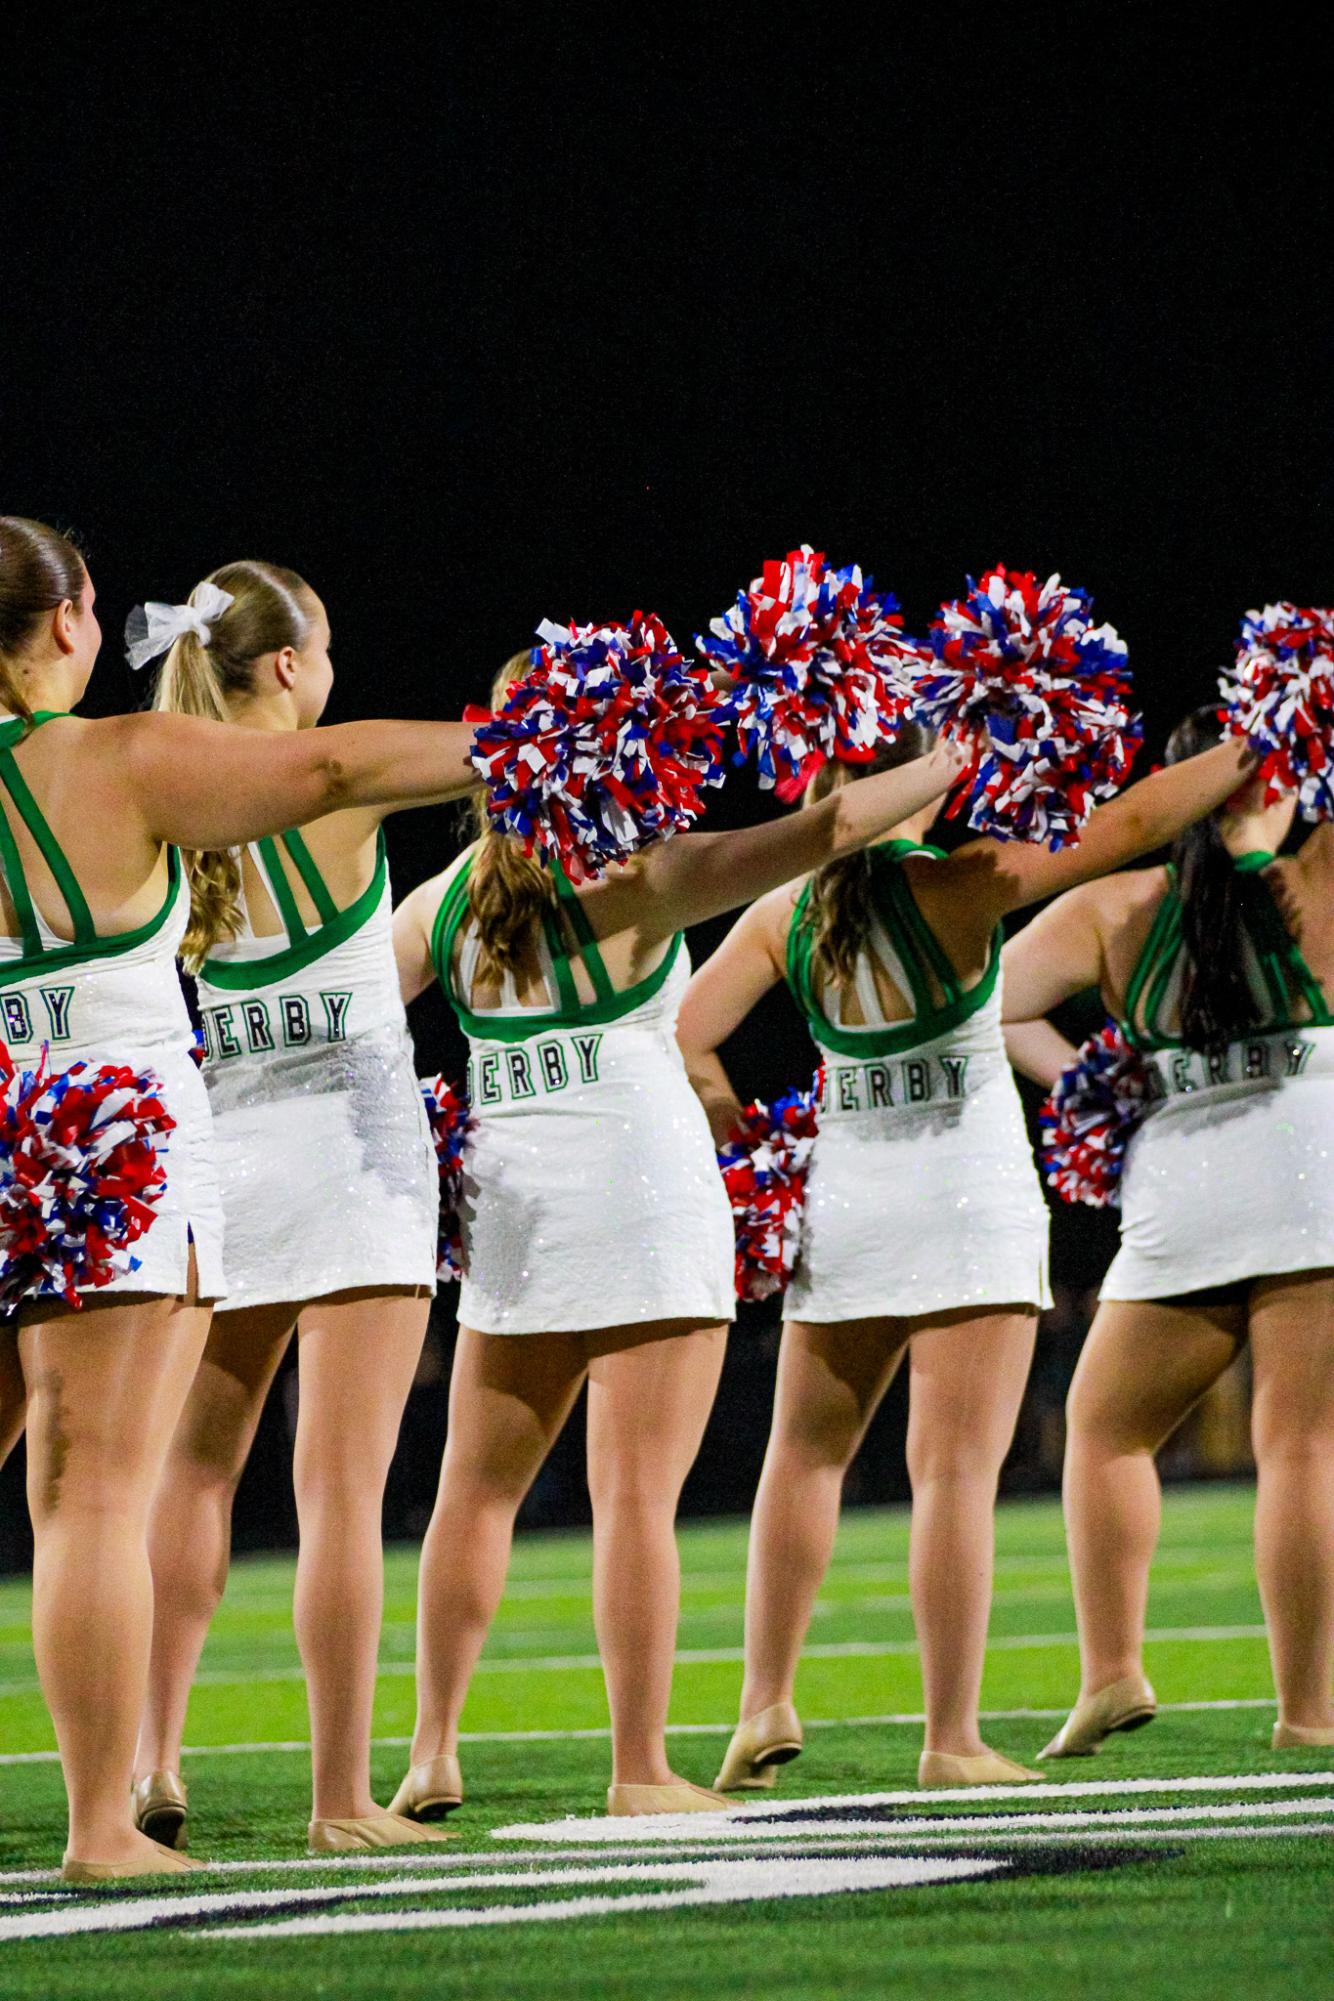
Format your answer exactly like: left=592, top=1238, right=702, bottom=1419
left=124, top=582, right=235, bottom=671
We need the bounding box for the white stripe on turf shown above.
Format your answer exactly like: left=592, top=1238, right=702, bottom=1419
left=493, top=1793, right=1334, bottom=1844
left=0, top=1623, right=1268, bottom=1696
left=0, top=1696, right=1280, bottom=1766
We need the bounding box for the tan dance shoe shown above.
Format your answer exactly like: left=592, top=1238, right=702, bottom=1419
left=308, top=1810, right=457, bottom=1853
left=1272, top=1719, right=1334, bottom=1749
left=132, top=1769, right=188, bottom=1849
left=387, top=1752, right=464, bottom=1822
left=606, top=1781, right=732, bottom=1816
left=62, top=1841, right=203, bottom=1884
left=1038, top=1674, right=1157, bottom=1759
left=714, top=1702, right=804, bottom=1792
left=919, top=1748, right=1041, bottom=1788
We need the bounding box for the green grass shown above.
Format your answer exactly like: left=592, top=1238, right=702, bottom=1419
left=1, top=1484, right=1330, bottom=1999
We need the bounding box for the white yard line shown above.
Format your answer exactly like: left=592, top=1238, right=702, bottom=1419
left=0, top=1622, right=1269, bottom=1699
left=494, top=1793, right=1334, bottom=1845
left=0, top=1696, right=1282, bottom=1768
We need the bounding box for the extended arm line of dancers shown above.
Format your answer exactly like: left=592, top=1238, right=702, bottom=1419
left=1, top=521, right=1331, bottom=1882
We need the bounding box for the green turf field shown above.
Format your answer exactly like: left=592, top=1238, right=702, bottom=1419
left=1, top=1483, right=1330, bottom=1998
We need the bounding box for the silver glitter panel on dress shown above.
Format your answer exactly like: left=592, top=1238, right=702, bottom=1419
left=206, top=1022, right=430, bottom=1201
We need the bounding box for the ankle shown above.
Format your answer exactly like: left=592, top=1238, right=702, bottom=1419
left=922, top=1729, right=987, bottom=1759
left=1081, top=1664, right=1145, bottom=1700
left=610, top=1754, right=675, bottom=1788
left=740, top=1688, right=791, bottom=1722
left=410, top=1730, right=459, bottom=1765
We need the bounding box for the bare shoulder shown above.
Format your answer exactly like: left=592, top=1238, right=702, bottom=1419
left=1293, top=820, right=1334, bottom=877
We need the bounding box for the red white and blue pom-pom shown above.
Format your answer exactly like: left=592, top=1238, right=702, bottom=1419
left=468, top=615, right=728, bottom=882
left=696, top=546, right=920, bottom=800
left=0, top=1041, right=175, bottom=1311
left=716, top=1072, right=821, bottom=1301
left=421, top=1076, right=471, bottom=1282
left=1219, top=602, right=1334, bottom=820
left=916, top=567, right=1141, bottom=846
left=1039, top=1023, right=1159, bottom=1208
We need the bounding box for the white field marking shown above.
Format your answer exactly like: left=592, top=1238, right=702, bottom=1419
left=494, top=1776, right=1334, bottom=1832
left=0, top=1571, right=1258, bottom=1659
left=0, top=1695, right=1282, bottom=1768
left=0, top=1856, right=1005, bottom=1944
left=0, top=1622, right=1268, bottom=1698
left=5, top=1816, right=1330, bottom=1898
left=493, top=1793, right=1334, bottom=1846
left=46, top=1543, right=1231, bottom=1618
left=201, top=1859, right=1005, bottom=1939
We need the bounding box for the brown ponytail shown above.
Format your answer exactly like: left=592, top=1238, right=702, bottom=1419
left=465, top=651, right=558, bottom=978
left=798, top=725, right=933, bottom=989
left=151, top=559, right=312, bottom=967
left=0, top=516, right=86, bottom=731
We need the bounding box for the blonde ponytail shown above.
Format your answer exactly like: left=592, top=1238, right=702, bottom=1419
left=465, top=651, right=558, bottom=979
left=152, top=559, right=312, bottom=968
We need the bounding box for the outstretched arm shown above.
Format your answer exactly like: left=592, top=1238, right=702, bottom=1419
left=1004, top=1017, right=1080, bottom=1089
left=676, top=892, right=790, bottom=1143
left=393, top=875, right=447, bottom=1005
left=950, top=739, right=1255, bottom=922
left=113, top=711, right=481, bottom=852
left=637, top=742, right=965, bottom=937
left=1000, top=881, right=1108, bottom=1035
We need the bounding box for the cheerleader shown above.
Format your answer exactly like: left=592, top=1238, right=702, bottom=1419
left=0, top=517, right=479, bottom=1881
left=1003, top=707, right=1334, bottom=1755
left=387, top=662, right=963, bottom=1818
left=676, top=727, right=1254, bottom=1790
left=130, top=560, right=470, bottom=1854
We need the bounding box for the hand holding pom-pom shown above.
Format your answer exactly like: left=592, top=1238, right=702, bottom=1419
left=697, top=546, right=921, bottom=801
left=0, top=1042, right=175, bottom=1310
left=917, top=566, right=1141, bottom=846
left=716, top=1073, right=821, bottom=1300
left=421, top=1077, right=472, bottom=1283
left=1219, top=602, right=1334, bottom=821
left=1039, top=1024, right=1160, bottom=1209
left=468, top=615, right=727, bottom=882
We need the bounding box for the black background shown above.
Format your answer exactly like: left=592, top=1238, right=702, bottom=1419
left=2, top=8, right=1328, bottom=1562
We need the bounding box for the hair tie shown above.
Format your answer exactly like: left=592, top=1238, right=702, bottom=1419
left=124, top=582, right=235, bottom=671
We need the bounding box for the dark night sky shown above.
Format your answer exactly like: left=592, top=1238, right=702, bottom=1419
left=5, top=9, right=1331, bottom=1301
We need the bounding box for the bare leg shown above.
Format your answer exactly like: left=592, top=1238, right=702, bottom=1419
left=21, top=1289, right=210, bottom=1865
left=585, top=1321, right=728, bottom=1786
left=409, top=1327, right=586, bottom=1762
left=739, top=1316, right=909, bottom=1720
left=292, top=1288, right=431, bottom=1819
left=136, top=1305, right=295, bottom=1779
left=1249, top=1270, right=1334, bottom=1730
left=0, top=1325, right=25, bottom=1469
left=905, top=1309, right=1037, bottom=1756
left=1064, top=1295, right=1244, bottom=1697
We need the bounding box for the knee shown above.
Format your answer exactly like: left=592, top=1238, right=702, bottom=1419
left=906, top=1435, right=997, bottom=1498
left=586, top=1461, right=680, bottom=1521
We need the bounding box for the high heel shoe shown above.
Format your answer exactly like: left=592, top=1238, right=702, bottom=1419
left=132, top=1769, right=188, bottom=1849
left=388, top=1752, right=464, bottom=1821
left=1272, top=1719, right=1334, bottom=1749
left=307, top=1810, right=457, bottom=1853
left=918, top=1748, right=1041, bottom=1788
left=606, top=1781, right=732, bottom=1816
left=62, top=1841, right=203, bottom=1884
left=1038, top=1674, right=1157, bottom=1759
left=714, top=1702, right=804, bottom=1792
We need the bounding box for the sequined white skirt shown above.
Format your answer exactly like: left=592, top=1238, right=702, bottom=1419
left=457, top=1031, right=735, bottom=1334
left=205, top=1023, right=438, bottom=1310
left=787, top=1060, right=1051, bottom=1321
left=1103, top=1037, right=1334, bottom=1299
left=94, top=1042, right=227, bottom=1302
